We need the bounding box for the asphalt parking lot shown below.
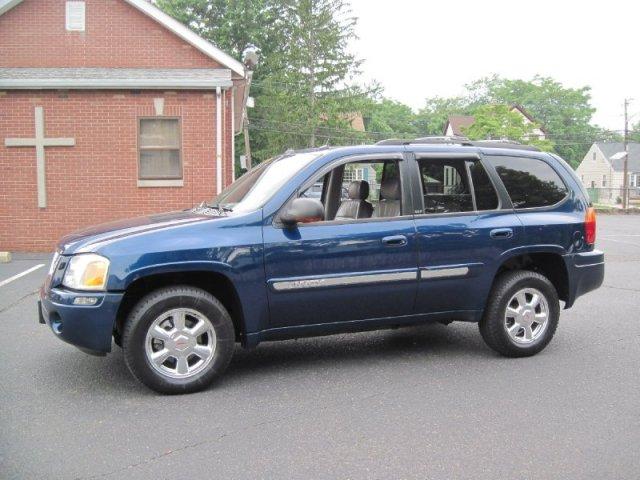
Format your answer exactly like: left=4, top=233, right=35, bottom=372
left=1, top=215, right=639, bottom=479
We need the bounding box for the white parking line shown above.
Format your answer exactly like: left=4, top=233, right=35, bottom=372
left=0, top=264, right=45, bottom=288
left=598, top=237, right=640, bottom=247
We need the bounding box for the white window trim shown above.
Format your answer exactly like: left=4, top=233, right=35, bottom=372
left=137, top=179, right=184, bottom=188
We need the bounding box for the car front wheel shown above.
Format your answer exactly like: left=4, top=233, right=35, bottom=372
left=122, top=286, right=235, bottom=394
left=479, top=270, right=560, bottom=357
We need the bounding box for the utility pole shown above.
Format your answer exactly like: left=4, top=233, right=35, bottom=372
left=623, top=98, right=630, bottom=210
left=241, top=45, right=259, bottom=171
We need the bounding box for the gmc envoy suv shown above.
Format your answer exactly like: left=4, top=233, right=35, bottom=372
left=39, top=138, right=604, bottom=394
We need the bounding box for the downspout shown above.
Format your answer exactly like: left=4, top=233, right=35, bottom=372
left=216, top=86, right=222, bottom=194
left=231, top=86, right=236, bottom=182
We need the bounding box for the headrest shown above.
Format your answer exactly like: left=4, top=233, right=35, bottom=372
left=380, top=177, right=400, bottom=200
left=348, top=180, right=369, bottom=200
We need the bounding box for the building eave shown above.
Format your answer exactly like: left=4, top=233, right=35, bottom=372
left=0, top=67, right=234, bottom=90
left=0, top=79, right=233, bottom=89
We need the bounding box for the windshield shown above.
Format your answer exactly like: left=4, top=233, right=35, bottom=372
left=213, top=151, right=322, bottom=213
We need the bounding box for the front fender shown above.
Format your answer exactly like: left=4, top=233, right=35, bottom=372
left=119, top=260, right=234, bottom=291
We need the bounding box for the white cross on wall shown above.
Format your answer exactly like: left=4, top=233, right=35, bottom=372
left=5, top=106, right=75, bottom=208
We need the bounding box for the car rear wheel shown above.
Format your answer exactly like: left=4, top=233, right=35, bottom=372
left=122, top=286, right=235, bottom=394
left=479, top=270, right=559, bottom=357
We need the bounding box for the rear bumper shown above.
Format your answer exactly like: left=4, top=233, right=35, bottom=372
left=563, top=249, right=604, bottom=308
left=39, top=287, right=123, bottom=355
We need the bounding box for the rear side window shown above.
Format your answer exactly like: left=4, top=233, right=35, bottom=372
left=488, top=156, right=567, bottom=208
left=416, top=158, right=498, bottom=213
left=418, top=158, right=473, bottom=213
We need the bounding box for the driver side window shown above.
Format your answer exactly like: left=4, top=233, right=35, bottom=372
left=298, top=159, right=403, bottom=222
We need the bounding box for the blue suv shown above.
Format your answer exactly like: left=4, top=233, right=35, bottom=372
left=39, top=138, right=604, bottom=393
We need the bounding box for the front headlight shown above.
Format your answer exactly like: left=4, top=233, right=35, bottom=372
left=62, top=254, right=110, bottom=291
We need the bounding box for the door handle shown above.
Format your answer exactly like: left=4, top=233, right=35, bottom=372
left=382, top=235, right=407, bottom=247
left=490, top=228, right=513, bottom=239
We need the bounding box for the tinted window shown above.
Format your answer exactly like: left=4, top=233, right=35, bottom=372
left=468, top=161, right=499, bottom=210
left=488, top=156, right=567, bottom=208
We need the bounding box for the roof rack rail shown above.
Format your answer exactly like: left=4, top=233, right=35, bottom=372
left=375, top=136, right=540, bottom=152
left=469, top=139, right=540, bottom=152
left=282, top=145, right=333, bottom=155
left=376, top=136, right=470, bottom=146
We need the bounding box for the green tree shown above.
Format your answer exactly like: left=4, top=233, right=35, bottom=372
left=159, top=0, right=371, bottom=162
left=469, top=76, right=598, bottom=166
left=363, top=98, right=419, bottom=141
left=461, top=105, right=554, bottom=151
left=630, top=121, right=640, bottom=143
left=414, top=96, right=471, bottom=136
left=156, top=0, right=281, bottom=67
left=253, top=0, right=370, bottom=156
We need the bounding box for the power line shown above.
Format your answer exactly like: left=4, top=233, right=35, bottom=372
left=249, top=117, right=623, bottom=144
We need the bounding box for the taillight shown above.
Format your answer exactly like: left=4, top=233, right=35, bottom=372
left=585, top=207, right=596, bottom=245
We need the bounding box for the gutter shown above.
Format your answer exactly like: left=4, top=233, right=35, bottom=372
left=216, top=87, right=223, bottom=194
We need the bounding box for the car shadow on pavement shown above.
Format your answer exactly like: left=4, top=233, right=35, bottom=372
left=41, top=322, right=492, bottom=395
left=224, top=322, right=492, bottom=384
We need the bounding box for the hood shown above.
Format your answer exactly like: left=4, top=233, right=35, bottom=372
left=58, top=211, right=220, bottom=254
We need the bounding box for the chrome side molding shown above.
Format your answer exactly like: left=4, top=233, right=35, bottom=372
left=420, top=266, right=469, bottom=279
left=272, top=270, right=416, bottom=292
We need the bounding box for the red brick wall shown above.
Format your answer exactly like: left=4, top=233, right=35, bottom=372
left=0, top=0, right=220, bottom=68
left=0, top=90, right=234, bottom=251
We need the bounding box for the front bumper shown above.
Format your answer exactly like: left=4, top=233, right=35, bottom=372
left=39, top=287, right=124, bottom=355
left=563, top=249, right=605, bottom=308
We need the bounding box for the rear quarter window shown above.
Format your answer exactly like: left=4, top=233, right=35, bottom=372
left=487, top=156, right=568, bottom=208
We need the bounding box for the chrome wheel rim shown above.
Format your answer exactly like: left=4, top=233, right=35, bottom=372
left=504, top=288, right=549, bottom=345
left=144, top=308, right=216, bottom=379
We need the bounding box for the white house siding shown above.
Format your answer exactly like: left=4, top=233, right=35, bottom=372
left=576, top=144, right=620, bottom=204
left=445, top=124, right=454, bottom=136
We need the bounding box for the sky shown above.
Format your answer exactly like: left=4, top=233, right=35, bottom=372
left=348, top=0, right=640, bottom=131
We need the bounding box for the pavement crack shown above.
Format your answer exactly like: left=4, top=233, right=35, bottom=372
left=79, top=434, right=229, bottom=479
left=0, top=289, right=39, bottom=314
left=602, top=284, right=640, bottom=293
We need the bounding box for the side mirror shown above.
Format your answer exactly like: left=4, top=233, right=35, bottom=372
left=281, top=198, right=324, bottom=227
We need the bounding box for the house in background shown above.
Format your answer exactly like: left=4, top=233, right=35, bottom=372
left=443, top=105, right=546, bottom=140
left=0, top=0, right=248, bottom=251
left=576, top=142, right=640, bottom=204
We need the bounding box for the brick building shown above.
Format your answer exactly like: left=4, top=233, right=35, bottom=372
left=0, top=0, right=248, bottom=251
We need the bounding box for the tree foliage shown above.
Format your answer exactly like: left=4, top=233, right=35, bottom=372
left=462, top=105, right=554, bottom=151
left=469, top=75, right=598, bottom=165
left=363, top=98, right=420, bottom=140
left=158, top=2, right=617, bottom=169
left=158, top=0, right=373, bottom=163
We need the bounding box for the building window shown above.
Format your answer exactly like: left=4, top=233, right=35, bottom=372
left=602, top=175, right=607, bottom=187
left=592, top=151, right=596, bottom=161
left=66, top=1, right=85, bottom=31
left=138, top=118, right=182, bottom=180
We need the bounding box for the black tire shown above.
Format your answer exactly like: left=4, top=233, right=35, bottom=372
left=122, top=286, right=235, bottom=394
left=479, top=270, right=559, bottom=357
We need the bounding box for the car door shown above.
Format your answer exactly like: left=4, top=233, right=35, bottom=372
left=409, top=151, right=523, bottom=316
left=262, top=153, right=419, bottom=328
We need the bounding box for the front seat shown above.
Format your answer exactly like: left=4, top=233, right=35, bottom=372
left=374, top=176, right=401, bottom=217
left=334, top=180, right=373, bottom=220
